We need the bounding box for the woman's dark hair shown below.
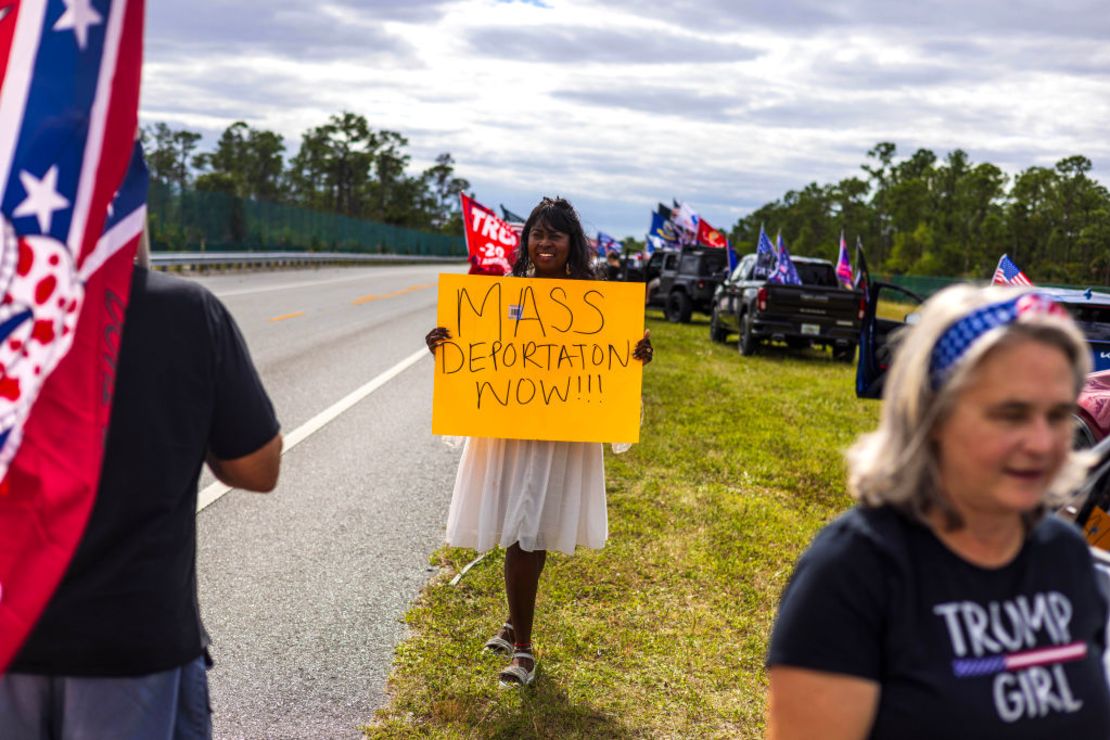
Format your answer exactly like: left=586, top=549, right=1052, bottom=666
left=511, top=196, right=597, bottom=280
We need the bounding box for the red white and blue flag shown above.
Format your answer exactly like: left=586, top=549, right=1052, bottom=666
left=0, top=0, right=146, bottom=673
left=769, top=237, right=803, bottom=286
left=835, top=231, right=853, bottom=288
left=597, top=231, right=620, bottom=256
left=992, top=253, right=1033, bottom=286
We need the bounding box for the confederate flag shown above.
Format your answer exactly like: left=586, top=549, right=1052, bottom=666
left=0, top=0, right=146, bottom=672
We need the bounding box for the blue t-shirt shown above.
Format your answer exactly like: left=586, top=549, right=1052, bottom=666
left=767, top=506, right=1110, bottom=739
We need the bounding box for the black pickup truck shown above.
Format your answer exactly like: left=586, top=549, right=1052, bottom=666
left=644, top=248, right=729, bottom=323
left=710, top=253, right=864, bottom=360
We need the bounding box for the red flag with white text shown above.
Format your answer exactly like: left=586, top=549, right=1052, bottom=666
left=460, top=193, right=518, bottom=275
left=0, top=0, right=146, bottom=672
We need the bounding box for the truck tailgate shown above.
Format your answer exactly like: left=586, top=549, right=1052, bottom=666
left=764, top=285, right=861, bottom=328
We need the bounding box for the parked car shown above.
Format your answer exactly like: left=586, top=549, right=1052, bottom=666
left=855, top=282, right=1110, bottom=448
left=644, top=248, right=729, bottom=323
left=710, top=253, right=864, bottom=361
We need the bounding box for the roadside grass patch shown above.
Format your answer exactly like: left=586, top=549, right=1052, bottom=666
left=364, top=312, right=879, bottom=738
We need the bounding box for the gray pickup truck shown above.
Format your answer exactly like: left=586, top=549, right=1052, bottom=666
left=709, top=252, right=864, bottom=361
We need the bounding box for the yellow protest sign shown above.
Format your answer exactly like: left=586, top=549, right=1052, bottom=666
left=432, top=274, right=645, bottom=443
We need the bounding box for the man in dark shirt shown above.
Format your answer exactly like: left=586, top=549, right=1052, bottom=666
left=0, top=244, right=282, bottom=739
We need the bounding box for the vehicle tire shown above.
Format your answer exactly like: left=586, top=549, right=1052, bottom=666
left=666, top=292, right=693, bottom=323
left=739, top=312, right=758, bottom=356
left=709, top=307, right=728, bottom=342
left=833, top=343, right=856, bottom=363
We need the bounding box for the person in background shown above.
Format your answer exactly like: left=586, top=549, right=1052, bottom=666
left=606, top=250, right=623, bottom=281
left=0, top=228, right=282, bottom=739
left=766, top=284, right=1110, bottom=739
left=426, top=197, right=652, bottom=687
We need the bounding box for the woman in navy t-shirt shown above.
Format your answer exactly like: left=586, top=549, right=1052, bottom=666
left=766, top=285, right=1110, bottom=739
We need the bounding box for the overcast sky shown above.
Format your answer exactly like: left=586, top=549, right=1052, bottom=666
left=141, top=0, right=1110, bottom=239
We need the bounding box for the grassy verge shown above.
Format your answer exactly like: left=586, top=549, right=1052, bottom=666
left=365, top=312, right=880, bottom=738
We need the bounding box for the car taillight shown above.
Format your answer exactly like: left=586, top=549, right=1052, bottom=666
left=858, top=296, right=866, bottom=321
left=697, top=280, right=705, bottom=289
left=757, top=287, right=768, bottom=312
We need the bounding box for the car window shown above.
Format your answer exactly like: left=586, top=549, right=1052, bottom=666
left=874, top=285, right=924, bottom=323
left=699, top=251, right=727, bottom=276
left=796, top=262, right=838, bottom=287
left=664, top=254, right=678, bottom=270
left=679, top=254, right=700, bottom=274
left=1064, top=303, right=1110, bottom=341
left=736, top=256, right=754, bottom=281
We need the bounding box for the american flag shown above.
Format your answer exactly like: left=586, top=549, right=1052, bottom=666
left=992, top=253, right=1033, bottom=286
left=0, top=0, right=146, bottom=672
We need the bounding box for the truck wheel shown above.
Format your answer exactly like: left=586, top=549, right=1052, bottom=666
left=709, top=307, right=728, bottom=342
left=833, top=343, right=856, bottom=363
left=739, top=313, right=758, bottom=356
left=666, top=292, right=693, bottom=323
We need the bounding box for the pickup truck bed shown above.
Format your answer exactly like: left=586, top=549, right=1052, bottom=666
left=710, top=253, right=863, bottom=361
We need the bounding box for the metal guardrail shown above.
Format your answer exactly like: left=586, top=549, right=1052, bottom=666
left=150, top=251, right=465, bottom=270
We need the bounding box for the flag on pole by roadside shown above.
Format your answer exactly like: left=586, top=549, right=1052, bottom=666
left=460, top=193, right=517, bottom=275
left=835, top=231, right=853, bottom=288
left=649, top=211, right=678, bottom=250
left=992, top=254, right=1033, bottom=286
left=0, top=0, right=147, bottom=673
left=755, top=224, right=777, bottom=279
left=500, top=204, right=526, bottom=223
left=769, top=239, right=803, bottom=286
left=672, top=200, right=700, bottom=247
left=696, top=217, right=728, bottom=249
left=854, top=237, right=870, bottom=299
left=500, top=205, right=525, bottom=239
left=597, top=231, right=621, bottom=256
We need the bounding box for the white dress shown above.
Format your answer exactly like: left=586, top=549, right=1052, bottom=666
left=445, top=437, right=607, bottom=556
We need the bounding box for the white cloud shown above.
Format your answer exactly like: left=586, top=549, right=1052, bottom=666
left=142, top=0, right=1110, bottom=238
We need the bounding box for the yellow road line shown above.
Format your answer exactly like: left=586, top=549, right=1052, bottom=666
left=269, top=310, right=305, bottom=322
left=352, top=282, right=436, bottom=306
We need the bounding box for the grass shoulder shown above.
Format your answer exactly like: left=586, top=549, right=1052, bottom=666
left=364, top=311, right=880, bottom=738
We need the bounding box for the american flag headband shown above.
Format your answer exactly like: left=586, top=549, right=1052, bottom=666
left=928, top=293, right=1067, bottom=390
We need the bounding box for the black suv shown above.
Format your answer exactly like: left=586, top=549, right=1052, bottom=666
left=645, top=248, right=729, bottom=323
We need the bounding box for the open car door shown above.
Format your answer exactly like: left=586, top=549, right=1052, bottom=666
left=856, top=282, right=925, bottom=399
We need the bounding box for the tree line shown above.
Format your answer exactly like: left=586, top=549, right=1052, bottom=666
left=142, top=112, right=470, bottom=235
left=728, top=142, right=1110, bottom=285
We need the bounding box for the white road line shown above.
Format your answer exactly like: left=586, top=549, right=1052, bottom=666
left=197, top=347, right=430, bottom=513
left=212, top=270, right=440, bottom=299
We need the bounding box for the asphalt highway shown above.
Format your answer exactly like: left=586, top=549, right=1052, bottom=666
left=188, top=265, right=466, bottom=738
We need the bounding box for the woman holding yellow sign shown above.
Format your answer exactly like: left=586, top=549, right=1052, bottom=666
left=426, top=197, right=653, bottom=687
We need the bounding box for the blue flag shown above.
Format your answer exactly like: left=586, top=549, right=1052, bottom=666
left=597, top=231, right=620, bottom=256
left=755, top=225, right=777, bottom=279
left=726, top=237, right=738, bottom=273
left=769, top=239, right=802, bottom=285
left=649, top=211, right=679, bottom=250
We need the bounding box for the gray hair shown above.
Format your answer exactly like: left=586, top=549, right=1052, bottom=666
left=846, top=284, right=1093, bottom=528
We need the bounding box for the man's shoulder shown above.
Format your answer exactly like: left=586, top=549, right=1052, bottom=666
left=137, top=268, right=218, bottom=306
left=131, top=268, right=226, bottom=325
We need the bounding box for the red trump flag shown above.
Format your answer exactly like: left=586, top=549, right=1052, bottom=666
left=0, top=0, right=146, bottom=672
left=460, top=192, right=518, bottom=275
